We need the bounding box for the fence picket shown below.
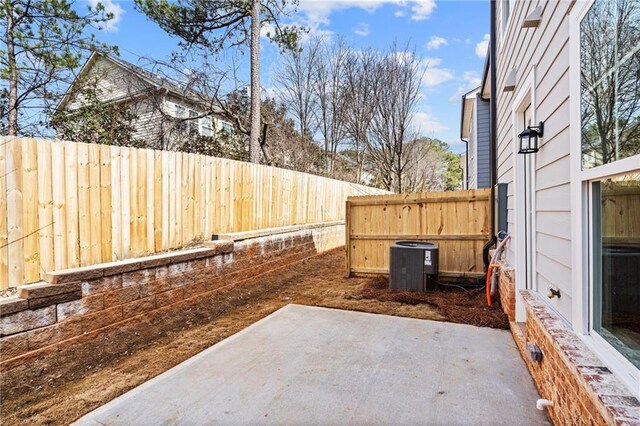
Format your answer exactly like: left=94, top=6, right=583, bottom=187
left=1, top=137, right=387, bottom=288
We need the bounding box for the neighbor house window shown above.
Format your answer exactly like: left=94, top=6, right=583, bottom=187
left=221, top=121, right=233, bottom=134
left=188, top=110, right=199, bottom=134
left=580, top=0, right=640, bottom=375
left=201, top=116, right=212, bottom=137
left=174, top=104, right=186, bottom=119
left=174, top=104, right=187, bottom=132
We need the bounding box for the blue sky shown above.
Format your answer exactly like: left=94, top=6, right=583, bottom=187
left=91, top=0, right=490, bottom=153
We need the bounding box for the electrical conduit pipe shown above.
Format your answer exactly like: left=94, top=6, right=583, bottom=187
left=486, top=235, right=511, bottom=306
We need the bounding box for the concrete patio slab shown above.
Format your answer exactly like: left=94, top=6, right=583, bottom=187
left=74, top=304, right=549, bottom=425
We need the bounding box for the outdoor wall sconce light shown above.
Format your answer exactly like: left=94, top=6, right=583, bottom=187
left=518, top=122, right=544, bottom=154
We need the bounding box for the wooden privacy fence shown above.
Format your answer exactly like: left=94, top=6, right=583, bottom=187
left=1, top=137, right=387, bottom=288
left=345, top=189, right=491, bottom=278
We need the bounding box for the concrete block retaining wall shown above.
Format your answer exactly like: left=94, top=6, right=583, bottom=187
left=0, top=222, right=344, bottom=395
left=496, top=263, right=640, bottom=425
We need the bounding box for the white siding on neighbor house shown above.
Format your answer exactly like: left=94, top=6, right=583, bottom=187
left=128, top=97, right=166, bottom=145
left=66, top=56, right=151, bottom=110
left=495, top=0, right=574, bottom=321
left=163, top=94, right=232, bottom=134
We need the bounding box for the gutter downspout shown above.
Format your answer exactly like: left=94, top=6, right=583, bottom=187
left=481, top=0, right=498, bottom=269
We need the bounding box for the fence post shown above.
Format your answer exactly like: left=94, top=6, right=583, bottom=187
left=345, top=199, right=351, bottom=278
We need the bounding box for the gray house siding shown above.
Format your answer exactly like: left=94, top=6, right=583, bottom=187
left=462, top=92, right=491, bottom=190
left=475, top=95, right=490, bottom=189
left=468, top=112, right=478, bottom=189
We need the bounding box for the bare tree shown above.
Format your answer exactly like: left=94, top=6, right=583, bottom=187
left=274, top=36, right=322, bottom=138
left=366, top=45, right=424, bottom=193
left=249, top=0, right=261, bottom=162
left=402, top=137, right=461, bottom=192
left=314, top=37, right=349, bottom=175
left=343, top=49, right=378, bottom=183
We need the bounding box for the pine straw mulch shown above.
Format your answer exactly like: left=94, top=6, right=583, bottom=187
left=360, top=276, right=509, bottom=329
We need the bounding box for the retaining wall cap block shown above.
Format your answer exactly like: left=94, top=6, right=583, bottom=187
left=44, top=266, right=103, bottom=284
left=163, top=247, right=221, bottom=263
left=102, top=259, right=143, bottom=277
left=17, top=282, right=82, bottom=299
left=202, top=240, right=234, bottom=254
left=0, top=298, right=29, bottom=317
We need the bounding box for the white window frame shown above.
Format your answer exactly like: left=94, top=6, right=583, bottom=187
left=188, top=109, right=199, bottom=134
left=174, top=103, right=186, bottom=119
left=569, top=0, right=640, bottom=394
left=511, top=67, right=538, bottom=323
left=221, top=121, right=233, bottom=134
left=499, top=0, right=516, bottom=52
left=200, top=116, right=212, bottom=137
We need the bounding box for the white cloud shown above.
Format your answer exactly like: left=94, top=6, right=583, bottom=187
left=89, top=0, right=123, bottom=32
left=394, top=10, right=406, bottom=17
left=296, top=1, right=436, bottom=35
left=448, top=71, right=482, bottom=103
left=412, top=111, right=448, bottom=135
left=260, top=22, right=277, bottom=39
left=262, top=86, right=282, bottom=101
left=297, top=0, right=390, bottom=28
left=426, top=36, right=447, bottom=50
left=410, top=0, right=437, bottom=21
left=475, top=34, right=490, bottom=58
left=421, top=57, right=454, bottom=87
left=353, top=22, right=370, bottom=36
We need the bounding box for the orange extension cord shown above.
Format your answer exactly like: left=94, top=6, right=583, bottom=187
left=486, top=263, right=500, bottom=306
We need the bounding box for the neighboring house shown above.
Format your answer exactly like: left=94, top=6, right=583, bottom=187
left=459, top=152, right=467, bottom=189
left=54, top=52, right=234, bottom=149
left=484, top=0, right=639, bottom=423
left=459, top=87, right=490, bottom=189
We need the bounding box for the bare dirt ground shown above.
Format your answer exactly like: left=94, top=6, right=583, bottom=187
left=1, top=248, right=507, bottom=425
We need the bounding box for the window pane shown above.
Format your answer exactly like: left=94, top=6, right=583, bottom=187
left=617, top=0, right=640, bottom=61
left=581, top=0, right=640, bottom=169
left=616, top=50, right=640, bottom=160
left=201, top=117, right=212, bottom=137
left=188, top=110, right=198, bottom=134
left=593, top=174, right=640, bottom=368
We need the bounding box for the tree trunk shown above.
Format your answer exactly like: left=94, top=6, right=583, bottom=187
left=6, top=6, right=18, bottom=136
left=249, top=0, right=261, bottom=163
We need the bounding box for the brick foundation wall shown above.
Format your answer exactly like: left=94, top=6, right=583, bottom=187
left=495, top=262, right=640, bottom=426
left=497, top=263, right=516, bottom=322
left=0, top=223, right=344, bottom=398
